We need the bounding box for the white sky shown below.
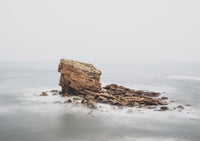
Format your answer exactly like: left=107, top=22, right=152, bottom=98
left=0, top=0, right=200, bottom=63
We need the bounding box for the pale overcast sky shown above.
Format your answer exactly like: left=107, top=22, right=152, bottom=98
left=0, top=0, right=200, bottom=63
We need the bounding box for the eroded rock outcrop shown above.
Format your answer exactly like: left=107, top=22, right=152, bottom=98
left=58, top=59, right=169, bottom=109
left=78, top=84, right=168, bottom=107
left=58, top=59, right=102, bottom=95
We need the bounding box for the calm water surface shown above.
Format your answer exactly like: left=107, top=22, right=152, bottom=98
left=0, top=61, right=200, bottom=141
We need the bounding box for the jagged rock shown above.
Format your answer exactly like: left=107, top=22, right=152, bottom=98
left=58, top=59, right=101, bottom=95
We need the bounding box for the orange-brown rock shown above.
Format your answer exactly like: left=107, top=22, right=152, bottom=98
left=40, top=92, right=48, bottom=96
left=57, top=59, right=173, bottom=110
left=58, top=59, right=102, bottom=95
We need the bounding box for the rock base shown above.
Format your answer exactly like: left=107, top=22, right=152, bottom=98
left=61, top=84, right=168, bottom=108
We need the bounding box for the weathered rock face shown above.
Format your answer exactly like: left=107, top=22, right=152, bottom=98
left=78, top=84, right=168, bottom=107
left=58, top=59, right=102, bottom=95
left=57, top=59, right=171, bottom=109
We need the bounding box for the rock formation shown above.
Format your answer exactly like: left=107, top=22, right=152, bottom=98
left=58, top=59, right=102, bottom=95
left=58, top=59, right=169, bottom=108
left=78, top=84, right=167, bottom=107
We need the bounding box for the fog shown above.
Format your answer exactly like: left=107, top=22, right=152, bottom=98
left=0, top=0, right=200, bottom=63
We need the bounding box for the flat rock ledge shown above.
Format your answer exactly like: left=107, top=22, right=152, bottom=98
left=74, top=84, right=167, bottom=107
left=56, top=59, right=172, bottom=109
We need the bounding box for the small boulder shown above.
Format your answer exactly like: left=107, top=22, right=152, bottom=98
left=64, top=99, right=72, bottom=103
left=50, top=90, right=58, bottom=93
left=81, top=99, right=87, bottom=104
left=160, top=106, right=169, bottom=111
left=161, top=97, right=168, bottom=100
left=177, top=105, right=184, bottom=109
left=40, top=92, right=48, bottom=96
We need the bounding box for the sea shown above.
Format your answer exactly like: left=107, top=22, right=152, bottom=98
left=0, top=61, right=200, bottom=141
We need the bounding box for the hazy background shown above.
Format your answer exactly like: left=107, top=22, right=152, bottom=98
left=0, top=0, right=200, bottom=64
left=1, top=1, right=200, bottom=141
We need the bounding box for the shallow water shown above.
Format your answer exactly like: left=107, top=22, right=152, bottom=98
left=0, top=61, right=200, bottom=141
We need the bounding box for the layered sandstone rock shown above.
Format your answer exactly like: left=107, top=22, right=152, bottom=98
left=58, top=59, right=102, bottom=95
left=78, top=84, right=167, bottom=107
left=58, top=59, right=169, bottom=109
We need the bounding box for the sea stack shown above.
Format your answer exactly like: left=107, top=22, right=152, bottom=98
left=58, top=59, right=168, bottom=108
left=58, top=59, right=102, bottom=95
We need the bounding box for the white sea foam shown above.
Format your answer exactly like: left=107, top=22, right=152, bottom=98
left=14, top=92, right=199, bottom=122
left=0, top=90, right=199, bottom=141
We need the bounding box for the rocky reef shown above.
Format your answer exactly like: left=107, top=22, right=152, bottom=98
left=57, top=59, right=170, bottom=109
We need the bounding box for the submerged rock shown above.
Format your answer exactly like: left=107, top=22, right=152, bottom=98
left=52, top=93, right=58, bottom=96
left=160, top=106, right=169, bottom=111
left=177, top=105, right=184, bottom=109
left=53, top=101, right=62, bottom=104
left=170, top=100, right=176, bottom=103
left=127, top=109, right=133, bottom=113
left=147, top=106, right=156, bottom=109
left=161, top=97, right=168, bottom=100
left=50, top=90, right=58, bottom=93
left=185, top=104, right=191, bottom=106
left=64, top=99, right=72, bottom=103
